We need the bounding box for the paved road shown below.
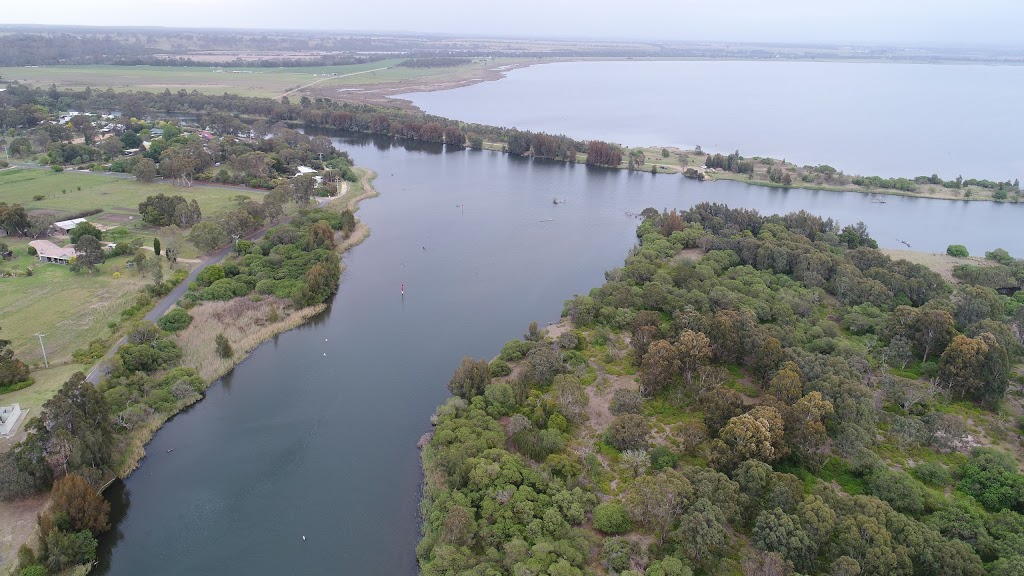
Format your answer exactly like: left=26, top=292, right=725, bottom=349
left=84, top=195, right=336, bottom=384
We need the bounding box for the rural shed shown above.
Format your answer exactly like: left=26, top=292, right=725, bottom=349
left=53, top=217, right=89, bottom=234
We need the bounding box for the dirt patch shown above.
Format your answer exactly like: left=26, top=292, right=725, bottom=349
left=586, top=370, right=638, bottom=435
left=880, top=248, right=996, bottom=283
left=544, top=318, right=574, bottom=341
left=0, top=493, right=48, bottom=575
left=672, top=248, right=704, bottom=263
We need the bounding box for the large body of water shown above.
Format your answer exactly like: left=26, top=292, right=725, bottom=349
left=96, top=133, right=1021, bottom=575
left=400, top=60, right=1024, bottom=181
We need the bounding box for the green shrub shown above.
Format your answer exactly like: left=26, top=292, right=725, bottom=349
left=215, top=333, right=233, bottom=358
left=157, top=308, right=193, bottom=332
left=196, top=264, right=226, bottom=287
left=0, top=378, right=34, bottom=395
left=957, top=448, right=1024, bottom=511
left=912, top=461, right=951, bottom=487
left=489, top=359, right=511, bottom=377
left=946, top=244, right=970, bottom=258
left=649, top=445, right=679, bottom=470
left=593, top=501, right=632, bottom=534
left=499, top=339, right=534, bottom=361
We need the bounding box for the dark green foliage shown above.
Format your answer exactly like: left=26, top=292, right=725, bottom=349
left=488, top=358, right=511, bottom=377
left=866, top=468, right=927, bottom=515
left=153, top=237, right=161, bottom=256
left=117, top=337, right=182, bottom=374
left=215, top=333, right=233, bottom=359
left=43, top=529, right=97, bottom=573
left=593, top=501, right=632, bottom=534
left=649, top=445, right=679, bottom=470
left=912, top=461, right=951, bottom=487
left=7, top=372, right=114, bottom=495
left=947, top=244, right=970, bottom=258
left=447, top=357, right=490, bottom=400
left=419, top=397, right=595, bottom=576
left=69, top=221, right=102, bottom=243
left=138, top=194, right=201, bottom=227
left=606, top=414, right=650, bottom=451
left=0, top=328, right=31, bottom=386
left=957, top=448, right=1024, bottom=512
left=499, top=339, right=533, bottom=361
left=410, top=202, right=1021, bottom=574
left=157, top=308, right=193, bottom=332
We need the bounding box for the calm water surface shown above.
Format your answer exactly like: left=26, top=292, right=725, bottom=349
left=401, top=60, right=1024, bottom=180
left=96, top=134, right=1021, bottom=575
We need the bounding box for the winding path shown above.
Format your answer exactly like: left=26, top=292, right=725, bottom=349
left=278, top=66, right=392, bottom=99
left=85, top=192, right=340, bottom=384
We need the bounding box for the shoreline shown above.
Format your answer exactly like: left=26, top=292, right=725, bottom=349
left=328, top=55, right=1024, bottom=112
left=111, top=168, right=379, bottom=478
left=0, top=168, right=380, bottom=573
left=316, top=61, right=1018, bottom=203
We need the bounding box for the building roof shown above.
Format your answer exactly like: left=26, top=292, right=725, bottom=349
left=295, top=166, right=317, bottom=175
left=30, top=240, right=77, bottom=260
left=53, top=217, right=89, bottom=231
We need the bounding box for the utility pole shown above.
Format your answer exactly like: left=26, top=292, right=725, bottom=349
left=35, top=333, right=48, bottom=368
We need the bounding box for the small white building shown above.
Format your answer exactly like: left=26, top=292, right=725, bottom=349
left=294, top=166, right=317, bottom=178
left=53, top=217, right=89, bottom=234
left=30, top=240, right=77, bottom=264
left=0, top=403, right=22, bottom=436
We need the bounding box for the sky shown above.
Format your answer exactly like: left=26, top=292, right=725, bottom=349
left=4, top=0, right=1023, bottom=47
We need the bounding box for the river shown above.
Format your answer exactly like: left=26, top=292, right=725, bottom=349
left=95, top=133, right=1022, bottom=575
left=399, top=60, right=1024, bottom=181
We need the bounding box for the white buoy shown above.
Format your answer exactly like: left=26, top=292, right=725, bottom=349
left=302, top=535, right=306, bottom=541
left=323, top=352, right=327, bottom=357
left=325, top=338, right=328, bottom=342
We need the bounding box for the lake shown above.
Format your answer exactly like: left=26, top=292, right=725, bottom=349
left=96, top=134, right=1022, bottom=575
left=400, top=60, right=1024, bottom=181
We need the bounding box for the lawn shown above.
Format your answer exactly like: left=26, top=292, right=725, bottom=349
left=1, top=168, right=259, bottom=223
left=0, top=238, right=183, bottom=367
left=2, top=168, right=262, bottom=258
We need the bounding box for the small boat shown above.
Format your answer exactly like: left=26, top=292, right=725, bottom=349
left=166, top=448, right=174, bottom=453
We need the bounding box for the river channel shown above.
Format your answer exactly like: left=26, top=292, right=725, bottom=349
left=96, top=132, right=1021, bottom=575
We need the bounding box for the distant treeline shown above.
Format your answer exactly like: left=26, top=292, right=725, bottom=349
left=0, top=83, right=626, bottom=167
left=4, top=83, right=1021, bottom=185
left=111, top=54, right=387, bottom=68
left=397, top=57, right=473, bottom=68
left=0, top=33, right=153, bottom=66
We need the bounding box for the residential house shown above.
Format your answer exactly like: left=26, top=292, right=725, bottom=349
left=29, top=240, right=77, bottom=264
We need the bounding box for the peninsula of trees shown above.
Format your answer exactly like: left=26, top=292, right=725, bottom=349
left=419, top=204, right=1024, bottom=576
left=0, top=84, right=1018, bottom=201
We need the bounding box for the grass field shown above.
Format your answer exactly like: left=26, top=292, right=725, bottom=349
left=1, top=168, right=262, bottom=258
left=0, top=238, right=181, bottom=367
left=0, top=60, right=405, bottom=98
left=1, top=168, right=260, bottom=223
left=0, top=57, right=534, bottom=100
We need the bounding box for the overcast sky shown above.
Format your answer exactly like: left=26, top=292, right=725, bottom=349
left=4, top=0, right=1023, bottom=47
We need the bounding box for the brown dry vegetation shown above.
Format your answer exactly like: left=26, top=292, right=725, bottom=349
left=880, top=248, right=997, bottom=283
left=0, top=494, right=48, bottom=576
left=175, top=297, right=326, bottom=382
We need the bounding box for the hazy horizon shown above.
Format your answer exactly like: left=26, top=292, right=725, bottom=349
left=3, top=0, right=1024, bottom=48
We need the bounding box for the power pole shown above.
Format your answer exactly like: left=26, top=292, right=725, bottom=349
left=34, top=333, right=48, bottom=368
